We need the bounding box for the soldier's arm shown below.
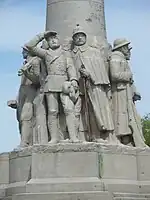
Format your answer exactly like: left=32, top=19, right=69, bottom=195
left=110, top=56, right=132, bottom=82
left=25, top=33, right=46, bottom=59
left=66, top=52, right=78, bottom=82
left=23, top=68, right=40, bottom=86
left=20, top=58, right=40, bottom=85
left=7, top=99, right=18, bottom=109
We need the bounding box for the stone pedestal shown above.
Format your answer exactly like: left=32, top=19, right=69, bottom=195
left=1, top=143, right=150, bottom=200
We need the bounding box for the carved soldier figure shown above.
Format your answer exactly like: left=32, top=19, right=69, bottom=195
left=25, top=31, right=79, bottom=143
left=71, top=24, right=115, bottom=143
left=8, top=47, right=41, bottom=148
left=18, top=47, right=42, bottom=147
left=109, top=38, right=146, bottom=147
left=18, top=46, right=48, bottom=145
left=61, top=81, right=82, bottom=140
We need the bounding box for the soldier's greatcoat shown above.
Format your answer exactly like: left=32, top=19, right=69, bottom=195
left=17, top=56, right=41, bottom=145
left=23, top=57, right=48, bottom=144
left=109, top=51, right=146, bottom=147
left=72, top=43, right=114, bottom=136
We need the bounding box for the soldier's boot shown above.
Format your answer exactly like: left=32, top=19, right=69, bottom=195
left=48, top=114, right=59, bottom=144
left=66, top=112, right=79, bottom=143
left=20, top=121, right=32, bottom=148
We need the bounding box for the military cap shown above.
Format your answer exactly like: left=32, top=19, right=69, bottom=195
left=44, top=31, right=58, bottom=39
left=72, top=24, right=86, bottom=38
left=112, top=38, right=131, bottom=51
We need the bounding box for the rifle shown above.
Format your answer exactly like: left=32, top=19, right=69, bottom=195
left=18, top=57, right=36, bottom=76
left=80, top=64, right=92, bottom=142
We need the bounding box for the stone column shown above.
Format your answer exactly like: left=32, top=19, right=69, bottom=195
left=46, top=0, right=107, bottom=44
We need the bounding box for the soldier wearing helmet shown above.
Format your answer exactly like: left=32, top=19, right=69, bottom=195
left=71, top=24, right=115, bottom=143
left=112, top=38, right=132, bottom=60
left=109, top=38, right=146, bottom=147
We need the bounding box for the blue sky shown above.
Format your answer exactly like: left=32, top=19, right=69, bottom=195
left=0, top=0, right=150, bottom=152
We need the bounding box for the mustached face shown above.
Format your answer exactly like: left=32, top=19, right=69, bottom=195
left=121, top=45, right=132, bottom=60
left=47, top=36, right=60, bottom=50
left=73, top=33, right=86, bottom=46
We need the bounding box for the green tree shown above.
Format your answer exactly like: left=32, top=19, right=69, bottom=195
left=142, top=113, right=150, bottom=146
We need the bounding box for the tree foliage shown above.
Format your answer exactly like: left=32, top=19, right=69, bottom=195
left=142, top=113, right=150, bottom=146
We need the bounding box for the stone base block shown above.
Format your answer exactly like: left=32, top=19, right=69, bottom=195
left=1, top=197, right=12, bottom=200
left=103, top=179, right=140, bottom=193
left=113, top=192, right=150, bottom=200
left=0, top=143, right=150, bottom=200
left=12, top=191, right=111, bottom=200
left=26, top=177, right=104, bottom=193
left=5, top=181, right=26, bottom=197
left=0, top=184, right=7, bottom=198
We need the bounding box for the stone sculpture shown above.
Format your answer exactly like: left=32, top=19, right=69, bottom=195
left=3, top=1, right=150, bottom=200
left=19, top=49, right=48, bottom=145
left=109, top=38, right=146, bottom=147
left=7, top=9, right=146, bottom=148
left=8, top=47, right=40, bottom=147
left=71, top=24, right=115, bottom=143
left=61, top=81, right=82, bottom=141
left=8, top=33, right=147, bottom=148
left=25, top=31, right=80, bottom=143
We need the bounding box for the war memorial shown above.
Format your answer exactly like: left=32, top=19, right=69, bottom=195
left=1, top=0, right=150, bottom=199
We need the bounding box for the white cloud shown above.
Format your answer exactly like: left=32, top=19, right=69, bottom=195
left=0, top=1, right=45, bottom=52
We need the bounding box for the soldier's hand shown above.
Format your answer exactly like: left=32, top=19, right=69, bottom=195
left=80, top=68, right=90, bottom=78
left=71, top=80, right=78, bottom=91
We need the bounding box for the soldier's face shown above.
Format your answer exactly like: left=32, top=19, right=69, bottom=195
left=22, top=49, right=28, bottom=59
left=73, top=33, right=86, bottom=46
left=47, top=36, right=60, bottom=50
left=121, top=45, right=131, bottom=60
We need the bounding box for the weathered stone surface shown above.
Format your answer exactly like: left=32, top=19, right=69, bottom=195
left=9, top=142, right=140, bottom=154
left=46, top=0, right=107, bottom=42
left=9, top=156, right=31, bottom=183
left=0, top=153, right=9, bottom=185
left=113, top=192, right=150, bottom=200
left=5, top=181, right=26, bottom=197
left=26, top=177, right=104, bottom=193
left=110, top=38, right=146, bottom=147
left=8, top=0, right=147, bottom=148
left=12, top=191, right=111, bottom=200
left=1, top=144, right=150, bottom=200
left=32, top=151, right=98, bottom=178
left=4, top=0, right=150, bottom=199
